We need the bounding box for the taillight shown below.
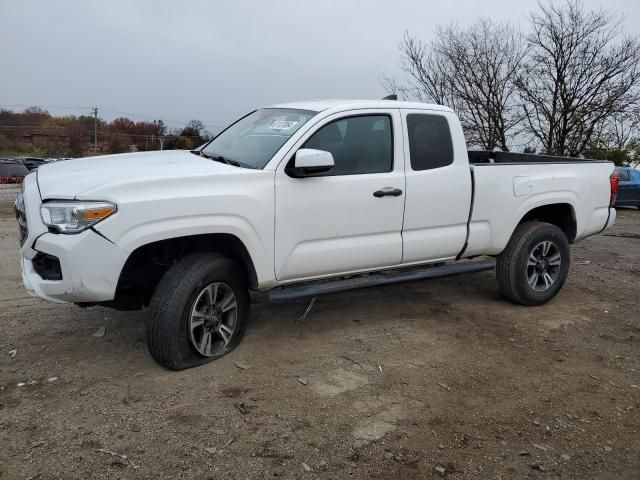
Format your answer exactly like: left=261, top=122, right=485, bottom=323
left=609, top=171, right=620, bottom=207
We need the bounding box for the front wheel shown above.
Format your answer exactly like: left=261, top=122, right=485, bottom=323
left=147, top=252, right=250, bottom=370
left=496, top=221, right=570, bottom=306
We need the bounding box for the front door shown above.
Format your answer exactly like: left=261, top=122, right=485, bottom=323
left=274, top=110, right=405, bottom=282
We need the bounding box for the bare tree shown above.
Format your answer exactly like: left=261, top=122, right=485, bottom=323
left=585, top=108, right=640, bottom=165
left=591, top=109, right=639, bottom=151
left=516, top=0, right=640, bottom=156
left=389, top=20, right=525, bottom=150
left=392, top=33, right=457, bottom=106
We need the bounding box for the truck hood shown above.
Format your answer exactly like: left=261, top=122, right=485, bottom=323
left=36, top=150, right=237, bottom=199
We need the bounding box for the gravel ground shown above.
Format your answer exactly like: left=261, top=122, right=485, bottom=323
left=1, top=185, right=639, bottom=479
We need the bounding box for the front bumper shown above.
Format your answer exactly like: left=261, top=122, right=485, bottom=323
left=18, top=173, right=129, bottom=303
left=21, top=230, right=129, bottom=303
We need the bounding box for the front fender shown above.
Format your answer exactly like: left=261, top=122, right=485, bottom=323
left=96, top=213, right=274, bottom=288
left=89, top=172, right=276, bottom=288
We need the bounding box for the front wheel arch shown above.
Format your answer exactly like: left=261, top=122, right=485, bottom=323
left=111, top=233, right=258, bottom=310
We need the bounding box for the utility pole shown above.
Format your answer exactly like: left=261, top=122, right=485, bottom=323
left=91, top=107, right=98, bottom=153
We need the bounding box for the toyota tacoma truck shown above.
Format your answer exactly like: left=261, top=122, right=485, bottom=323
left=15, top=99, right=618, bottom=370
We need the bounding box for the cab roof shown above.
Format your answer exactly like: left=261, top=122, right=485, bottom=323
left=268, top=99, right=454, bottom=114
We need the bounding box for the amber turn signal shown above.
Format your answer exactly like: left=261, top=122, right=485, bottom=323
left=81, top=206, right=116, bottom=220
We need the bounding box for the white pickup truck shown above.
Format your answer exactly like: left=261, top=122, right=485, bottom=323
left=16, top=99, right=618, bottom=370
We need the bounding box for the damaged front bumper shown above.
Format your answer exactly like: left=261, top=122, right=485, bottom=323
left=18, top=173, right=128, bottom=303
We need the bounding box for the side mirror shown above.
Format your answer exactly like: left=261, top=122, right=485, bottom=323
left=286, top=148, right=334, bottom=178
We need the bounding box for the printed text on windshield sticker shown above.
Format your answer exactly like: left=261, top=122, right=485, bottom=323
left=269, top=120, right=298, bottom=130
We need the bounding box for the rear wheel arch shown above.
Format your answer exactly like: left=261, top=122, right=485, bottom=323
left=516, top=203, right=577, bottom=243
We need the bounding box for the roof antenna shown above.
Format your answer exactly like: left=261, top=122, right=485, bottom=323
left=382, top=94, right=397, bottom=100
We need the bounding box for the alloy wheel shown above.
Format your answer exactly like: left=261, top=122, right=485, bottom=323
left=188, top=282, right=238, bottom=356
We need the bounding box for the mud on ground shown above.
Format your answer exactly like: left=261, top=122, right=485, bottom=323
left=1, top=186, right=639, bottom=479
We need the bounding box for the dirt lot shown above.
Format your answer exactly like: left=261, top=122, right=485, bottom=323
left=0, top=186, right=639, bottom=479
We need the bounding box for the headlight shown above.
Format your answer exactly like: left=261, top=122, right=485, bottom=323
left=40, top=201, right=117, bottom=234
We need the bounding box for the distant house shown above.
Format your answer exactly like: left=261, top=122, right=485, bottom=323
left=0, top=125, right=70, bottom=143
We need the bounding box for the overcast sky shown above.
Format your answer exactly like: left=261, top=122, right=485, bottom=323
left=2, top=0, right=639, bottom=132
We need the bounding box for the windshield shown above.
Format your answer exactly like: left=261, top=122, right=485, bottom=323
left=202, top=108, right=317, bottom=169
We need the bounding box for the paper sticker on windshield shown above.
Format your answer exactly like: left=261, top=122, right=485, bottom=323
left=269, top=120, right=298, bottom=131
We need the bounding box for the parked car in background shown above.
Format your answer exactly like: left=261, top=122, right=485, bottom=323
left=44, top=157, right=75, bottom=164
left=0, top=160, right=30, bottom=184
left=615, top=166, right=640, bottom=209
left=15, top=156, right=46, bottom=171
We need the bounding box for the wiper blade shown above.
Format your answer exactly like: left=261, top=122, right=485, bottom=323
left=199, top=151, right=227, bottom=163
left=199, top=151, right=253, bottom=169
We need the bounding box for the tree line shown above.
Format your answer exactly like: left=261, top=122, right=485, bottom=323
left=384, top=0, right=640, bottom=165
left=0, top=107, right=213, bottom=158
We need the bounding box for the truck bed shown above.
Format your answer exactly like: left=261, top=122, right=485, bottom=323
left=464, top=156, right=615, bottom=257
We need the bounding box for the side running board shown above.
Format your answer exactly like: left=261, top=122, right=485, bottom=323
left=268, top=259, right=496, bottom=303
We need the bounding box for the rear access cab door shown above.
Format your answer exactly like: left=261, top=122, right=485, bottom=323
left=274, top=109, right=405, bottom=282
left=400, top=109, right=472, bottom=263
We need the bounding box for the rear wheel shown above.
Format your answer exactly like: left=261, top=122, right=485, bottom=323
left=147, top=252, right=249, bottom=370
left=496, top=221, right=570, bottom=306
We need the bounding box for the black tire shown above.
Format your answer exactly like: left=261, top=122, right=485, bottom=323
left=496, top=221, right=570, bottom=306
left=147, top=252, right=250, bottom=370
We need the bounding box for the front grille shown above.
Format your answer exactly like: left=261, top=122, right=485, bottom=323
left=33, top=253, right=63, bottom=281
left=14, top=193, right=28, bottom=246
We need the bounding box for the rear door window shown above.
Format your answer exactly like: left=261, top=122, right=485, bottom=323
left=406, top=114, right=454, bottom=171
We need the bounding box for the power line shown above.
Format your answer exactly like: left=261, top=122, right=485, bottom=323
left=0, top=103, right=224, bottom=131
left=96, top=130, right=201, bottom=139
left=0, top=125, right=201, bottom=139
left=0, top=125, right=68, bottom=129
left=100, top=108, right=224, bottom=130
left=0, top=103, right=92, bottom=110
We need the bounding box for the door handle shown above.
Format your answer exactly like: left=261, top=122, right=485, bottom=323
left=373, top=187, right=403, bottom=198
